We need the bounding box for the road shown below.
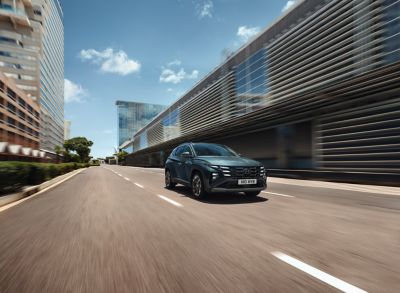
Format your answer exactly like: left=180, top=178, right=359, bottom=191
left=0, top=165, right=399, bottom=293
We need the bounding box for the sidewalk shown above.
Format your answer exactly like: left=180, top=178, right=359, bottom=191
left=269, top=177, right=400, bottom=196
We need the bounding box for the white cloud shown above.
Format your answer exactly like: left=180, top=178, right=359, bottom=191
left=64, top=79, right=88, bottom=103
left=160, top=61, right=199, bottom=84
left=167, top=88, right=174, bottom=92
left=282, top=0, right=296, bottom=12
left=160, top=68, right=199, bottom=84
left=198, top=0, right=213, bottom=19
left=79, top=48, right=141, bottom=76
left=237, top=26, right=261, bottom=43
left=167, top=59, right=182, bottom=67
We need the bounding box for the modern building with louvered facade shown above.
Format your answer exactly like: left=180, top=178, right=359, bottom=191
left=127, top=0, right=400, bottom=180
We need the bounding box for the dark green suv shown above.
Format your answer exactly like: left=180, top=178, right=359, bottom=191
left=165, top=142, right=267, bottom=198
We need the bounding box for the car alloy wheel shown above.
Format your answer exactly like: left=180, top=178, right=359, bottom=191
left=192, top=174, right=202, bottom=198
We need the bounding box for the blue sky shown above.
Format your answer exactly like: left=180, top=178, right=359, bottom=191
left=62, top=0, right=297, bottom=158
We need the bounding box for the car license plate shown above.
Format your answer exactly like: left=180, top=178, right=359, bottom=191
left=238, top=179, right=257, bottom=185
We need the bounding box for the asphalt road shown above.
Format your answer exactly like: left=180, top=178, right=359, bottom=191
left=0, top=165, right=399, bottom=293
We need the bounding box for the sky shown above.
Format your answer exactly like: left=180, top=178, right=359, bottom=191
left=61, top=0, right=298, bottom=158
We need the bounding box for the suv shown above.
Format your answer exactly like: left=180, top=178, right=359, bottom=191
left=165, top=142, right=267, bottom=198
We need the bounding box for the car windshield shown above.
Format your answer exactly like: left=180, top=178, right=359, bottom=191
left=192, top=144, right=238, bottom=157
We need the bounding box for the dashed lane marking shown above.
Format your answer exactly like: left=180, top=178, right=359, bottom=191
left=157, top=195, right=183, bottom=207
left=263, top=191, right=295, bottom=198
left=134, top=183, right=144, bottom=189
left=271, top=252, right=367, bottom=293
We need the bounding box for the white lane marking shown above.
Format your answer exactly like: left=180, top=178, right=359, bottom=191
left=124, top=177, right=130, bottom=181
left=271, top=252, right=367, bottom=293
left=117, top=174, right=122, bottom=177
left=0, top=168, right=87, bottom=213
left=134, top=183, right=144, bottom=189
left=263, top=191, right=295, bottom=198
left=157, top=195, right=183, bottom=207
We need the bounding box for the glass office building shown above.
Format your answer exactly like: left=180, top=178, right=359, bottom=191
left=0, top=0, right=64, bottom=152
left=33, top=0, right=64, bottom=151
left=116, top=101, right=167, bottom=152
left=128, top=0, right=400, bottom=176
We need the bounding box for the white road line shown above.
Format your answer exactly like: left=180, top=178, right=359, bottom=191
left=117, top=174, right=122, bottom=177
left=134, top=183, right=144, bottom=189
left=124, top=177, right=130, bottom=181
left=263, top=191, right=295, bottom=198
left=157, top=195, right=183, bottom=207
left=271, top=252, right=367, bottom=293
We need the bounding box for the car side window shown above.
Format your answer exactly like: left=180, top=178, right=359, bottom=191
left=180, top=145, right=192, bottom=156
left=175, top=146, right=184, bottom=157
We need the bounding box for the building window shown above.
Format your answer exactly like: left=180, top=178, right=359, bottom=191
left=18, top=110, right=25, bottom=120
left=383, top=0, right=400, bottom=64
left=7, top=88, right=16, bottom=101
left=7, top=117, right=16, bottom=128
left=18, top=97, right=26, bottom=108
left=235, top=48, right=269, bottom=115
left=7, top=102, right=16, bottom=114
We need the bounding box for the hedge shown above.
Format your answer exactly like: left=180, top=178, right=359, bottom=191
left=0, top=162, right=93, bottom=195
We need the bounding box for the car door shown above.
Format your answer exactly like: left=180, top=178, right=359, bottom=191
left=179, top=144, right=193, bottom=183
left=169, top=146, right=182, bottom=180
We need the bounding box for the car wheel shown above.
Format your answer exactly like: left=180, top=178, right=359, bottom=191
left=245, top=191, right=261, bottom=197
left=192, top=173, right=206, bottom=199
left=165, top=170, right=176, bottom=189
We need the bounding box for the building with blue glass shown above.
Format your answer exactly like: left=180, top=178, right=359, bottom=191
left=33, top=0, right=64, bottom=151
left=116, top=101, right=167, bottom=152
left=127, top=0, right=400, bottom=179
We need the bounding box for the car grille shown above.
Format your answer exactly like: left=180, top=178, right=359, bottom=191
left=230, top=167, right=262, bottom=179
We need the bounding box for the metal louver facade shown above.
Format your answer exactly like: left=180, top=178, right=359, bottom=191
left=128, top=0, right=400, bottom=175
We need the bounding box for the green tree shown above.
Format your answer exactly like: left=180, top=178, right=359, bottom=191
left=115, top=151, right=128, bottom=163
left=54, top=145, right=64, bottom=163
left=63, top=137, right=94, bottom=163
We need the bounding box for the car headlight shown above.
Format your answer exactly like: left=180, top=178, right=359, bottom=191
left=209, top=165, right=220, bottom=170
left=260, top=166, right=266, bottom=178
left=207, top=165, right=231, bottom=177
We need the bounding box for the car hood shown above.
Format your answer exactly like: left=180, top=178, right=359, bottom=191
left=196, top=156, right=262, bottom=167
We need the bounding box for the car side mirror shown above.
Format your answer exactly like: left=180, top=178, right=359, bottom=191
left=181, top=152, right=192, bottom=158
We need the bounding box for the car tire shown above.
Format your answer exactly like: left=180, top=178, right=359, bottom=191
left=245, top=191, right=261, bottom=197
left=192, top=173, right=207, bottom=199
left=165, top=169, right=176, bottom=189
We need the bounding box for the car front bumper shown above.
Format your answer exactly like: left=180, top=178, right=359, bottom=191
left=204, top=176, right=267, bottom=193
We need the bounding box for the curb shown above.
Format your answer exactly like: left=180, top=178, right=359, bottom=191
left=0, top=168, right=87, bottom=208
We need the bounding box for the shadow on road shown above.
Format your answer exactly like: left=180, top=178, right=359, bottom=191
left=167, top=186, right=268, bottom=205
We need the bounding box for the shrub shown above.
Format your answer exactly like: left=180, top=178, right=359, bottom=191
left=0, top=162, right=94, bottom=195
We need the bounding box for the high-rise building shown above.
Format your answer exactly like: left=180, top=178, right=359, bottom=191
left=32, top=0, right=64, bottom=151
left=0, top=0, right=64, bottom=152
left=116, top=100, right=167, bottom=152
left=64, top=119, right=70, bottom=140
